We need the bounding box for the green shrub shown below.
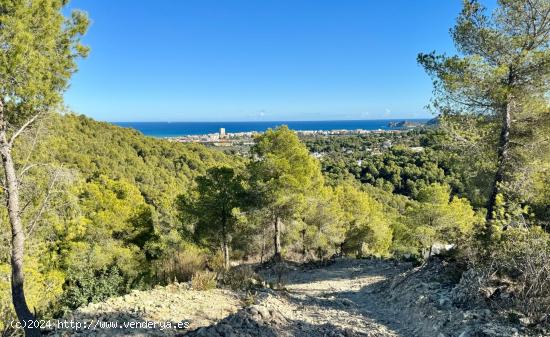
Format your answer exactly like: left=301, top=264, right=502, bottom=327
left=191, top=270, right=217, bottom=291
left=60, top=265, right=126, bottom=310
left=0, top=258, right=65, bottom=334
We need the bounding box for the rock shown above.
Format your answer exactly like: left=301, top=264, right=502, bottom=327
left=479, top=309, right=491, bottom=318
left=49, top=258, right=537, bottom=337
left=269, top=310, right=285, bottom=324
left=518, top=316, right=532, bottom=327
left=255, top=305, right=271, bottom=320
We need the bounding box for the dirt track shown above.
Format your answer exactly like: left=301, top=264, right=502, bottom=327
left=48, top=258, right=542, bottom=337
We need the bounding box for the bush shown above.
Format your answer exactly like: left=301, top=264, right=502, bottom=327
left=153, top=244, right=207, bottom=284
left=222, top=265, right=262, bottom=291
left=60, top=265, right=126, bottom=311
left=191, top=270, right=217, bottom=291
left=0, top=259, right=65, bottom=335
left=207, top=251, right=226, bottom=274
left=453, top=227, right=550, bottom=324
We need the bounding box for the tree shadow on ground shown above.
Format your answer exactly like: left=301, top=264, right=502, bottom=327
left=258, top=258, right=410, bottom=287
left=183, top=305, right=386, bottom=337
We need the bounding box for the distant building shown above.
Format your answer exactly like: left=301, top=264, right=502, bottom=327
left=219, top=128, right=226, bottom=139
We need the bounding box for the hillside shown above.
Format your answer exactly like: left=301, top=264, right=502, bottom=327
left=1, top=1, right=549, bottom=337
left=29, top=114, right=233, bottom=219
left=1, top=114, right=236, bottom=327
left=47, top=258, right=540, bottom=337
left=2, top=113, right=548, bottom=337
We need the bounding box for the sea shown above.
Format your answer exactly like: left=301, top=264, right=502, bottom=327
left=113, top=119, right=429, bottom=137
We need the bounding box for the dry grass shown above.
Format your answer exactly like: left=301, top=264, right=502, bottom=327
left=222, top=265, right=262, bottom=290
left=191, top=270, right=217, bottom=291
left=453, top=227, right=550, bottom=325
left=153, top=246, right=208, bottom=284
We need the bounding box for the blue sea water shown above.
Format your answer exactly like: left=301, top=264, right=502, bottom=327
left=113, top=119, right=429, bottom=137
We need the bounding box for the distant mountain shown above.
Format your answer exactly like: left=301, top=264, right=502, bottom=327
left=387, top=120, right=422, bottom=128
left=426, top=116, right=441, bottom=126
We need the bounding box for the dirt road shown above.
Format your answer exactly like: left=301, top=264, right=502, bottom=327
left=49, top=258, right=538, bottom=337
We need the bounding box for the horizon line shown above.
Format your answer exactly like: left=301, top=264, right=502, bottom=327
left=109, top=117, right=433, bottom=123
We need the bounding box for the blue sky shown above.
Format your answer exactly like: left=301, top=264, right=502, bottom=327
left=64, top=0, right=492, bottom=122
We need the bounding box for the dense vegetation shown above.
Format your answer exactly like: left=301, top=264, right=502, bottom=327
left=303, top=131, right=469, bottom=200
left=3, top=109, right=549, bottom=334
left=0, top=116, right=487, bottom=332
left=0, top=114, right=235, bottom=324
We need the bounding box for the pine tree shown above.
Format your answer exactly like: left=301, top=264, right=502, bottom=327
left=249, top=126, right=324, bottom=261
left=0, top=1, right=88, bottom=335
left=418, top=0, right=550, bottom=235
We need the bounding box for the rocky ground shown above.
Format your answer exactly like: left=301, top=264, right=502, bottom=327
left=47, top=258, right=548, bottom=337
left=47, top=284, right=243, bottom=336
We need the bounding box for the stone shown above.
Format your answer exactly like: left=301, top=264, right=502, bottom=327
left=518, top=316, right=531, bottom=327
left=255, top=306, right=271, bottom=320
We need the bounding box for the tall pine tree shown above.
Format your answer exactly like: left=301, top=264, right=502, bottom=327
left=0, top=1, right=88, bottom=335
left=419, top=0, right=550, bottom=234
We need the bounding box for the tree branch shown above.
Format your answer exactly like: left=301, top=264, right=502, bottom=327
left=27, top=169, right=60, bottom=235
left=17, top=118, right=45, bottom=179
left=8, top=112, right=42, bottom=147
left=17, top=163, right=49, bottom=183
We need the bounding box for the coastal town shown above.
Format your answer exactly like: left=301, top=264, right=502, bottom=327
left=167, top=126, right=410, bottom=147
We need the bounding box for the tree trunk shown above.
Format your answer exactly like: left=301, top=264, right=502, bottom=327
left=222, top=241, right=229, bottom=270
left=301, top=229, right=306, bottom=259
left=221, top=220, right=230, bottom=270
left=339, top=238, right=347, bottom=256
left=0, top=108, right=41, bottom=337
left=485, top=100, right=512, bottom=229
left=273, top=216, right=282, bottom=261
left=260, top=234, right=265, bottom=264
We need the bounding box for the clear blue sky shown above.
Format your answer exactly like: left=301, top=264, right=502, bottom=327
left=63, top=0, right=494, bottom=122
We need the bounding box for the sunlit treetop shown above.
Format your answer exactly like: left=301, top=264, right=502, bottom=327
left=0, top=0, right=89, bottom=126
